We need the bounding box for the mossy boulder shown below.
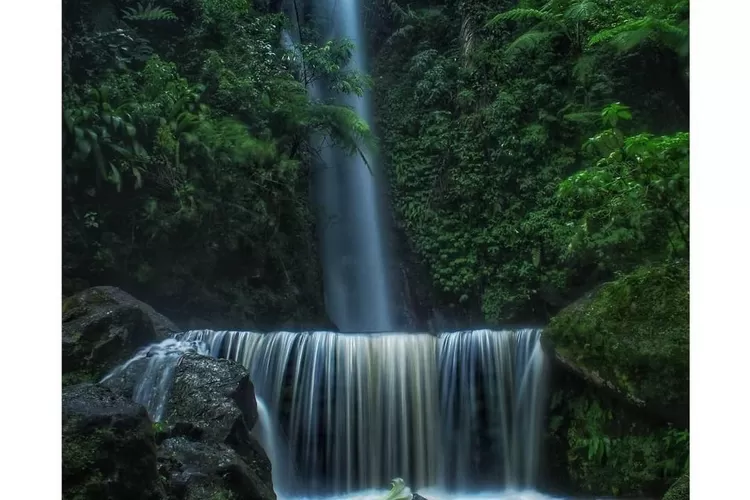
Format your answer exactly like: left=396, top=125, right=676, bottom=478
left=62, top=383, right=166, bottom=500
left=545, top=261, right=689, bottom=424
left=662, top=473, right=689, bottom=500
left=62, top=286, right=180, bottom=385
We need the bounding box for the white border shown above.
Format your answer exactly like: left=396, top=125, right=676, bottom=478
left=691, top=0, right=750, bottom=498
left=1, top=0, right=62, bottom=496
left=1, top=1, right=747, bottom=498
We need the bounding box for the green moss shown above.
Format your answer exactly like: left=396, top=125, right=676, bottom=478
left=547, top=382, right=688, bottom=497
left=662, top=473, right=689, bottom=500
left=547, top=260, right=689, bottom=409
left=63, top=411, right=163, bottom=500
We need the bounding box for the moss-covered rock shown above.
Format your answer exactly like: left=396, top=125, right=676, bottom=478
left=545, top=260, right=689, bottom=422
left=62, top=383, right=166, bottom=500
left=542, top=261, right=689, bottom=497
left=62, top=286, right=178, bottom=385
left=663, top=473, right=689, bottom=500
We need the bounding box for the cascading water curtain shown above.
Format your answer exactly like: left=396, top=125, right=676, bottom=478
left=177, top=329, right=548, bottom=495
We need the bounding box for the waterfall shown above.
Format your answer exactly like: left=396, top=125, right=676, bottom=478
left=99, top=338, right=209, bottom=422
left=305, top=0, right=397, bottom=332
left=170, top=328, right=548, bottom=496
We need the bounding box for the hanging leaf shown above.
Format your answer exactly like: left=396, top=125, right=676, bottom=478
left=109, top=162, right=123, bottom=192
left=133, top=167, right=144, bottom=189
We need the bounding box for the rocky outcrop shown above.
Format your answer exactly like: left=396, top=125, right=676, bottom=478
left=61, top=288, right=275, bottom=500
left=62, top=286, right=180, bottom=385
left=544, top=261, right=689, bottom=426
left=159, top=437, right=274, bottom=500
left=90, top=286, right=181, bottom=338
left=62, top=383, right=166, bottom=500
left=163, top=353, right=274, bottom=492
left=662, top=474, right=689, bottom=500
left=542, top=261, right=689, bottom=498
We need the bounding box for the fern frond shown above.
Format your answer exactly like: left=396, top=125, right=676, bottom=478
left=384, top=25, right=415, bottom=46
left=589, top=16, right=687, bottom=54
left=505, top=30, right=559, bottom=56
left=564, top=0, right=600, bottom=23
left=122, top=2, right=178, bottom=22
left=485, top=8, right=554, bottom=28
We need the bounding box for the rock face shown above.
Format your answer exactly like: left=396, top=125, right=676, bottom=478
left=159, top=437, right=274, bottom=500
left=545, top=261, right=689, bottom=425
left=61, top=288, right=275, bottom=499
left=90, top=286, right=182, bottom=338
left=62, top=286, right=179, bottom=385
left=161, top=353, right=274, bottom=497
left=662, top=474, right=689, bottom=500
left=541, top=261, right=689, bottom=498
left=62, top=383, right=166, bottom=500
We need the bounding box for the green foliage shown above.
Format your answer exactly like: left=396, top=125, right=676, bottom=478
left=556, top=390, right=689, bottom=496
left=375, top=0, right=689, bottom=323
left=557, top=103, right=689, bottom=269
left=122, top=3, right=178, bottom=22
left=63, top=0, right=370, bottom=326
left=547, top=260, right=689, bottom=409
left=589, top=0, right=689, bottom=58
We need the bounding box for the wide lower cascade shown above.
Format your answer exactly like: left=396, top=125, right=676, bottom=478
left=152, top=328, right=548, bottom=496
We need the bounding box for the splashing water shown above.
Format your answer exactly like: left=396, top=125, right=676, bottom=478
left=99, top=337, right=209, bottom=422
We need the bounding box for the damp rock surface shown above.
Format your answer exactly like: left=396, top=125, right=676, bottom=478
left=158, top=436, right=275, bottom=500
left=662, top=474, right=689, bottom=500
left=62, top=383, right=166, bottom=500
left=544, top=261, right=689, bottom=424
left=542, top=261, right=689, bottom=498
left=166, top=353, right=259, bottom=441
left=164, top=353, right=274, bottom=488
left=62, top=286, right=175, bottom=385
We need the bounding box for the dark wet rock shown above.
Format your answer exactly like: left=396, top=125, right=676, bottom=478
left=166, top=353, right=258, bottom=441
left=412, top=494, right=430, bottom=500
left=662, top=474, right=689, bottom=500
left=62, top=383, right=166, bottom=500
left=158, top=437, right=275, bottom=500
left=62, top=287, right=166, bottom=385
left=80, top=286, right=180, bottom=338
left=99, top=356, right=149, bottom=398
left=164, top=353, right=274, bottom=489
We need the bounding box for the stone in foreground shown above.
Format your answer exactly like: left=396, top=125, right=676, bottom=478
left=62, top=383, right=165, bottom=500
